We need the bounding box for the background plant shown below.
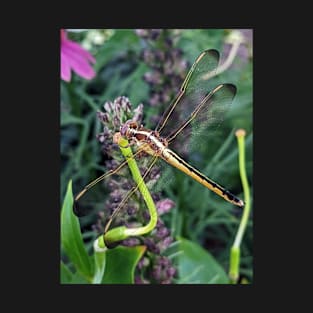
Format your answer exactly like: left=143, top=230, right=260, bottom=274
left=60, top=29, right=253, bottom=283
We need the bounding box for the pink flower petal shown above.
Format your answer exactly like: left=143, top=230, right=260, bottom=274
left=62, top=44, right=95, bottom=79
left=60, top=30, right=96, bottom=81
left=62, top=39, right=96, bottom=63
left=71, top=61, right=95, bottom=79
left=62, top=46, right=96, bottom=79
left=61, top=50, right=71, bottom=82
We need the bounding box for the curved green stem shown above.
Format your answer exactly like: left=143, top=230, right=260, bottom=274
left=97, top=134, right=158, bottom=248
left=229, top=129, right=251, bottom=283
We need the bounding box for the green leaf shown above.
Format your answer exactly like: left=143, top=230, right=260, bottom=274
left=102, top=245, right=146, bottom=284
left=177, top=237, right=229, bottom=284
left=60, top=261, right=73, bottom=284
left=60, top=180, right=94, bottom=281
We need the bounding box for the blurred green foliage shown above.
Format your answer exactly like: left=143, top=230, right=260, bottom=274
left=60, top=29, right=253, bottom=283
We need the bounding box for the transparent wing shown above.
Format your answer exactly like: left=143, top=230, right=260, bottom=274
left=155, top=49, right=220, bottom=138
left=166, top=83, right=236, bottom=144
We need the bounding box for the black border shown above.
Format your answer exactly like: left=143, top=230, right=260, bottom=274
left=10, top=10, right=288, bottom=305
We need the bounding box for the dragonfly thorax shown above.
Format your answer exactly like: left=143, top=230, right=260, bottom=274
left=120, top=119, right=170, bottom=157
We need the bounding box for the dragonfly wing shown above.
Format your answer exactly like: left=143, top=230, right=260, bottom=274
left=166, top=83, right=237, bottom=144
left=155, top=49, right=220, bottom=138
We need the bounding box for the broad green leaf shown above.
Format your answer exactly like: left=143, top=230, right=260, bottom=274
left=60, top=261, right=73, bottom=284
left=177, top=237, right=229, bottom=284
left=61, top=180, right=94, bottom=281
left=102, top=245, right=146, bottom=284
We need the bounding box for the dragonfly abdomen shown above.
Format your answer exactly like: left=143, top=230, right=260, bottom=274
left=161, top=148, right=244, bottom=207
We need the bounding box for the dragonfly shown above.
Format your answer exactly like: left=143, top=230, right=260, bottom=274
left=74, top=49, right=244, bottom=234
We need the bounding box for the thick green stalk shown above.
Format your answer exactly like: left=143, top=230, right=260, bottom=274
left=96, top=133, right=158, bottom=248
left=229, top=129, right=251, bottom=283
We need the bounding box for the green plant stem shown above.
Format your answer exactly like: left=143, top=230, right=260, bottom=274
left=97, top=134, right=158, bottom=248
left=229, top=129, right=251, bottom=283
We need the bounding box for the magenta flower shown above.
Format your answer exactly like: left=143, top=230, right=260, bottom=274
left=60, top=29, right=96, bottom=82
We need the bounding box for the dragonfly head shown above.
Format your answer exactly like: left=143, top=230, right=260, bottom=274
left=120, top=120, right=139, bottom=138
